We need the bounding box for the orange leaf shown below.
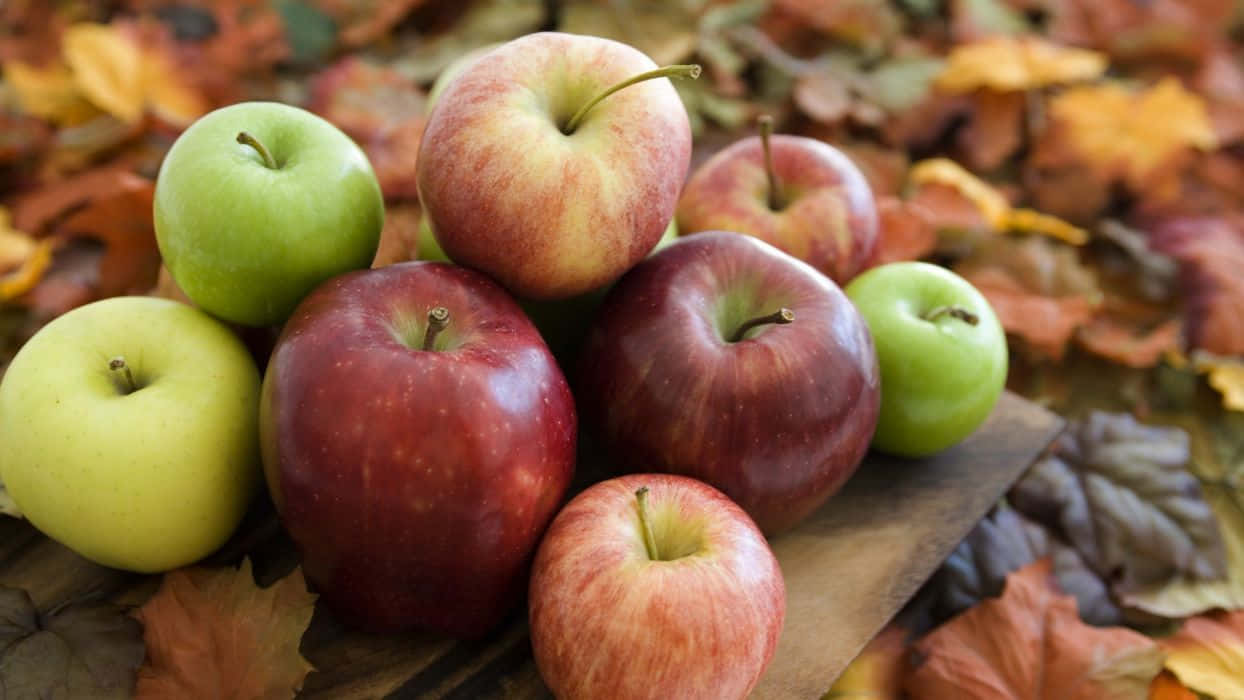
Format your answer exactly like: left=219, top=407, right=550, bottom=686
left=2, top=60, right=100, bottom=126
left=957, top=90, right=1024, bottom=171
left=57, top=173, right=161, bottom=297
left=371, top=203, right=422, bottom=268
left=134, top=559, right=317, bottom=700
left=905, top=559, right=1165, bottom=700
left=937, top=36, right=1107, bottom=94
left=872, top=196, right=937, bottom=265
left=1160, top=609, right=1244, bottom=699
left=1048, top=78, right=1216, bottom=191
left=1148, top=670, right=1196, bottom=700
left=1076, top=317, right=1182, bottom=369
left=63, top=23, right=145, bottom=124
left=0, top=207, right=57, bottom=302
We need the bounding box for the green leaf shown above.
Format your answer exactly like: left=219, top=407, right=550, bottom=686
left=276, top=0, right=338, bottom=65
left=0, top=587, right=145, bottom=698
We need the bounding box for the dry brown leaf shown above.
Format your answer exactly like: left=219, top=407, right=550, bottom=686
left=905, top=559, right=1165, bottom=700
left=872, top=196, right=938, bottom=265
left=956, top=89, right=1025, bottom=171
left=936, top=36, right=1107, bottom=93
left=1160, top=609, right=1244, bottom=699
left=1047, top=78, right=1216, bottom=192
left=313, top=0, right=429, bottom=47
left=371, top=202, right=422, bottom=268
left=1077, top=316, right=1183, bottom=369
left=63, top=23, right=145, bottom=125
left=1150, top=216, right=1244, bottom=356
left=2, top=60, right=100, bottom=126
left=57, top=173, right=160, bottom=297
left=134, top=559, right=317, bottom=700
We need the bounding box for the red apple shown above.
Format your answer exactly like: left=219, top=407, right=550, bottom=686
left=529, top=473, right=785, bottom=699
left=259, top=261, right=576, bottom=637
left=676, top=121, right=878, bottom=285
left=576, top=231, right=880, bottom=535
left=416, top=32, right=694, bottom=300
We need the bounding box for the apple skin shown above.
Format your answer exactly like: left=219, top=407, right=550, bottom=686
left=676, top=135, right=878, bottom=285
left=417, top=32, right=692, bottom=300
left=155, top=101, right=384, bottom=327
left=844, top=261, right=1007, bottom=457
left=260, top=261, right=577, bottom=636
left=425, top=43, right=503, bottom=112
left=529, top=473, right=785, bottom=700
left=577, top=231, right=880, bottom=535
left=0, top=296, right=261, bottom=573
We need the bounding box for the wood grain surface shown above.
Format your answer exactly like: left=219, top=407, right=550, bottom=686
left=0, top=391, right=1061, bottom=699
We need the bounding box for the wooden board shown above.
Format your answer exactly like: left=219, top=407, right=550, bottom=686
left=0, top=391, right=1061, bottom=698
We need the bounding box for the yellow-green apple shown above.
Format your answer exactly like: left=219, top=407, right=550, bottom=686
left=155, top=101, right=384, bottom=327
left=676, top=118, right=878, bottom=285
left=416, top=32, right=695, bottom=300
left=260, top=261, right=577, bottom=636
left=0, top=296, right=261, bottom=572
left=577, top=231, right=880, bottom=535
left=845, top=261, right=1007, bottom=457
left=424, top=43, right=502, bottom=112
left=529, top=473, right=785, bottom=699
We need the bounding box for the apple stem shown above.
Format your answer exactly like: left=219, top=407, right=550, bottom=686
left=759, top=115, right=785, bottom=210
left=562, top=64, right=701, bottom=135
left=422, top=306, right=450, bottom=351
left=923, top=305, right=980, bottom=326
left=108, top=356, right=137, bottom=393
left=730, top=307, right=795, bottom=342
left=634, top=487, right=661, bottom=561
left=237, top=131, right=278, bottom=169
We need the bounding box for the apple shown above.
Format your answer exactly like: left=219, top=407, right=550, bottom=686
left=676, top=117, right=878, bottom=285
left=844, top=261, right=1007, bottom=457
left=0, top=296, right=261, bottom=573
left=417, top=32, right=695, bottom=300
left=416, top=214, right=450, bottom=262
left=529, top=473, right=785, bottom=700
left=155, top=101, right=385, bottom=327
left=260, top=261, right=577, bottom=636
left=425, top=43, right=502, bottom=112
left=576, top=231, right=880, bottom=535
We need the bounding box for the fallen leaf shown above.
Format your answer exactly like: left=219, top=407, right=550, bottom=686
left=62, top=23, right=146, bottom=125
left=1205, top=361, right=1244, bottom=412
left=872, top=196, right=938, bottom=265
left=949, top=0, right=1030, bottom=42
left=1047, top=0, right=1236, bottom=61
left=1077, top=317, right=1183, bottom=369
left=559, top=2, right=699, bottom=66
left=1147, top=670, right=1197, bottom=700
left=825, top=623, right=906, bottom=699
left=769, top=0, right=902, bottom=50
left=2, top=60, right=100, bottom=126
left=954, top=236, right=1100, bottom=359
left=134, top=559, right=317, bottom=700
left=1149, top=216, right=1244, bottom=356
left=0, top=207, right=56, bottom=302
left=371, top=202, right=421, bottom=268
left=936, top=36, right=1107, bottom=93
left=0, top=586, right=145, bottom=698
left=956, top=89, right=1024, bottom=171
left=931, top=503, right=1122, bottom=627
left=1010, top=412, right=1227, bottom=594
left=311, top=0, right=428, bottom=48
left=905, top=559, right=1165, bottom=699
left=1160, top=609, right=1244, bottom=699
left=57, top=173, right=160, bottom=297
left=1045, top=78, right=1216, bottom=192
left=910, top=158, right=1089, bottom=244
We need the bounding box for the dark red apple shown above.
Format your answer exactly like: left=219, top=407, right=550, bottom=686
left=676, top=120, right=878, bottom=285
left=576, top=231, right=880, bottom=535
left=529, top=473, right=785, bottom=699
left=259, top=261, right=576, bottom=637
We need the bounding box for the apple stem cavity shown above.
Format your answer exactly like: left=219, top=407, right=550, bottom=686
left=922, top=305, right=980, bottom=326
left=634, top=487, right=661, bottom=561
left=562, top=64, right=702, bottom=135
left=422, top=306, right=451, bottom=351
left=730, top=307, right=795, bottom=343
left=236, top=131, right=278, bottom=169
left=758, top=115, right=785, bottom=210
left=108, top=356, right=138, bottom=394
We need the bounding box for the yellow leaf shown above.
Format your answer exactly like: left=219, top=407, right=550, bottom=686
left=1049, top=78, right=1216, bottom=188
left=937, top=36, right=1107, bottom=93
left=824, top=623, right=906, bottom=699
left=62, top=23, right=145, bottom=124
left=2, top=60, right=100, bottom=126
left=0, top=207, right=55, bottom=302
left=1207, top=364, right=1244, bottom=411
left=909, top=158, right=1089, bottom=244
left=1161, top=610, right=1244, bottom=700
left=140, top=46, right=208, bottom=127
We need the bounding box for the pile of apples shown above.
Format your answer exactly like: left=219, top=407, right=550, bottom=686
left=0, top=32, right=1008, bottom=699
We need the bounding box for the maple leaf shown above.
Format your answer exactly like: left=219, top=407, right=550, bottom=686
left=936, top=36, right=1107, bottom=93
left=953, top=235, right=1100, bottom=359
left=1149, top=216, right=1244, bottom=357
left=134, top=559, right=317, bottom=700
left=1010, top=412, right=1227, bottom=594
left=1044, top=78, right=1216, bottom=193
left=1160, top=609, right=1244, bottom=699
left=904, top=559, right=1165, bottom=699
left=930, top=503, right=1121, bottom=627
left=0, top=586, right=145, bottom=698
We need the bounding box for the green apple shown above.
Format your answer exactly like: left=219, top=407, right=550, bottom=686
left=0, top=296, right=262, bottom=572
left=154, top=101, right=384, bottom=327
left=416, top=214, right=450, bottom=262
left=845, top=261, right=1007, bottom=457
